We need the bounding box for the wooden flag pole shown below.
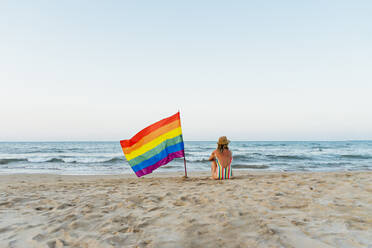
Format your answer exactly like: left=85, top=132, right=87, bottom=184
left=183, top=156, right=188, bottom=178
left=179, top=110, right=188, bottom=178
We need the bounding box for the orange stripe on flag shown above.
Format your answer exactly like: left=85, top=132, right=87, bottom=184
left=120, top=112, right=180, bottom=148
left=122, top=119, right=181, bottom=154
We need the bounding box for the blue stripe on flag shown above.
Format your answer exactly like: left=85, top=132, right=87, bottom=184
left=131, top=141, right=184, bottom=172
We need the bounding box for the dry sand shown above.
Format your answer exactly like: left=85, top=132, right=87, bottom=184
left=0, top=171, right=371, bottom=248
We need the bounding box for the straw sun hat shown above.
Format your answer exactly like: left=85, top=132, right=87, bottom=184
left=217, top=136, right=230, bottom=145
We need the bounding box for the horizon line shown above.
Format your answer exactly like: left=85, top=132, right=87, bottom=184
left=1, top=140, right=372, bottom=143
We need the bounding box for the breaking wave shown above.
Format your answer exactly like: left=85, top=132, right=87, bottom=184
left=340, top=155, right=372, bottom=159
left=0, top=158, right=28, bottom=165
left=233, top=164, right=269, bottom=169
left=266, top=155, right=310, bottom=160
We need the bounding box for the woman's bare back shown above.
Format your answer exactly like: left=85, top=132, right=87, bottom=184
left=212, top=149, right=232, bottom=168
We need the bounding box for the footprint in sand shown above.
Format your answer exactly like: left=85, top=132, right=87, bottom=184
left=35, top=206, right=54, bottom=211
left=173, top=200, right=187, bottom=206
left=32, top=234, right=46, bottom=241
left=148, top=206, right=161, bottom=212
left=0, top=201, right=13, bottom=207
left=145, top=195, right=163, bottom=204
left=57, top=203, right=74, bottom=210
left=0, top=227, right=11, bottom=234
left=104, top=235, right=129, bottom=246
left=47, top=239, right=68, bottom=248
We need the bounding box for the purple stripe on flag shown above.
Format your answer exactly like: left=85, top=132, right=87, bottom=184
left=134, top=150, right=184, bottom=177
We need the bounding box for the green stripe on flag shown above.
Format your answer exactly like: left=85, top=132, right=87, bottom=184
left=127, top=135, right=183, bottom=167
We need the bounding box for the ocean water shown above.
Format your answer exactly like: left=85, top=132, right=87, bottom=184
left=0, top=141, right=371, bottom=175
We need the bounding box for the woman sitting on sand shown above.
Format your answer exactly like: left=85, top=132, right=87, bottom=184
left=209, top=136, right=233, bottom=180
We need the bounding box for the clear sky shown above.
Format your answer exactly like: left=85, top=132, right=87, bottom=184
left=1, top=1, right=371, bottom=141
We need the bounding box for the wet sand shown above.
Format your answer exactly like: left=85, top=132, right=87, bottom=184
left=0, top=171, right=371, bottom=247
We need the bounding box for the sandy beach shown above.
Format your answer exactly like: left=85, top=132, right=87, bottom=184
left=0, top=171, right=371, bottom=248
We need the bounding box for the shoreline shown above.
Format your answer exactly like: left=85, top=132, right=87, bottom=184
left=1, top=171, right=371, bottom=247
left=1, top=168, right=371, bottom=177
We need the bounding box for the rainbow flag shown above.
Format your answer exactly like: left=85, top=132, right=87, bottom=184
left=120, top=112, right=185, bottom=177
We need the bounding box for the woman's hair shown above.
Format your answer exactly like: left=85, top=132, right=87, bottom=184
left=217, top=144, right=228, bottom=153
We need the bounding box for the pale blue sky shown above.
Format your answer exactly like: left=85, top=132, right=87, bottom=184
left=1, top=1, right=371, bottom=141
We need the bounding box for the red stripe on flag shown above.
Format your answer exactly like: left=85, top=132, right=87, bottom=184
left=120, top=112, right=180, bottom=148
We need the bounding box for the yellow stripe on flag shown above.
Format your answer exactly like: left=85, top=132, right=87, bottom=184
left=124, top=127, right=182, bottom=161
